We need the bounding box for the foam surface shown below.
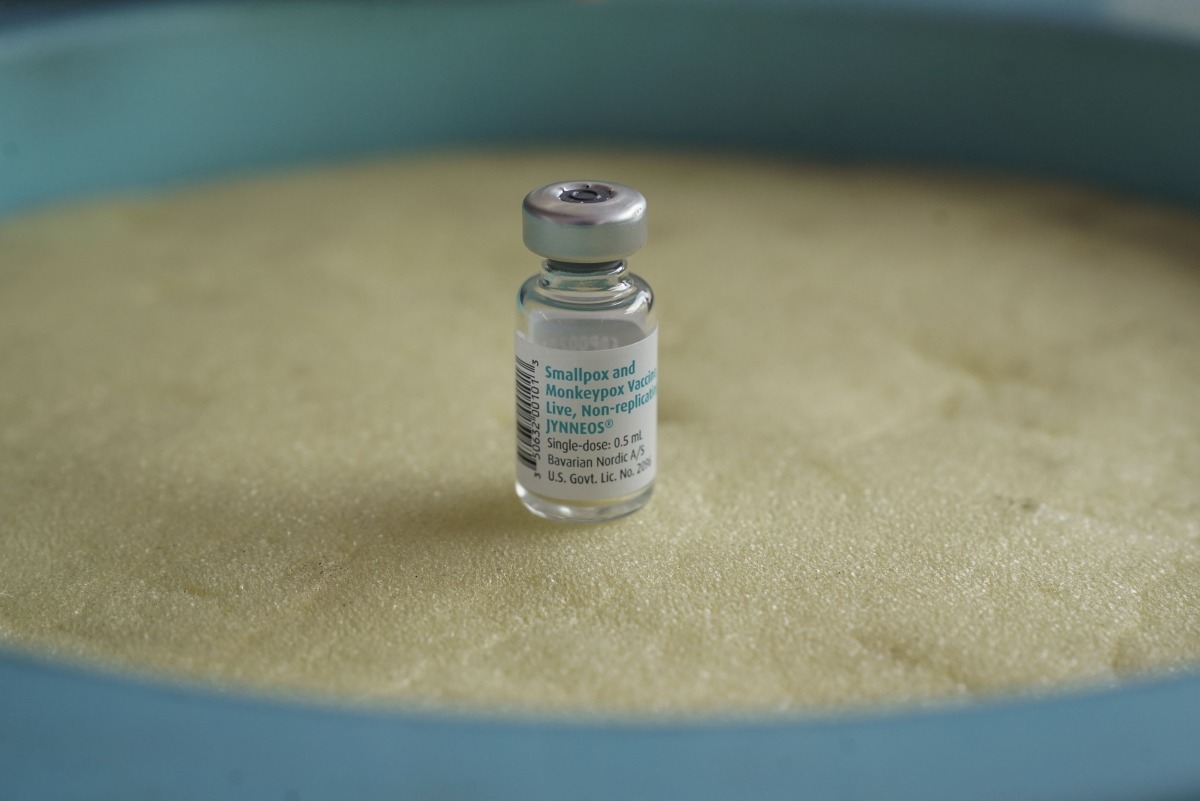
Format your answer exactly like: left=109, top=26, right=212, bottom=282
left=1, top=152, right=1198, bottom=714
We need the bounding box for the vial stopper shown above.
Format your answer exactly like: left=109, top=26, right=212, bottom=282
left=522, top=181, right=647, bottom=263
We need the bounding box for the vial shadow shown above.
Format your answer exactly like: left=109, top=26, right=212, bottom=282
left=369, top=482, right=564, bottom=548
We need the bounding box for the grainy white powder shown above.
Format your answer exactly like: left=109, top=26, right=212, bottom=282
left=0, top=151, right=1197, bottom=714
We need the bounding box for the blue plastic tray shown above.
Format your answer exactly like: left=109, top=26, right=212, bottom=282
left=2, top=3, right=1198, bottom=799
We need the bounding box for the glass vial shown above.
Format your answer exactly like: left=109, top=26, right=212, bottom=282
left=515, top=181, right=658, bottom=522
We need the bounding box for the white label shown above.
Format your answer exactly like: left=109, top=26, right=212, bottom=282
left=515, top=329, right=657, bottom=501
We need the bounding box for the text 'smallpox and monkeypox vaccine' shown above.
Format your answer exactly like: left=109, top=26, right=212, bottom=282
left=515, top=181, right=658, bottom=522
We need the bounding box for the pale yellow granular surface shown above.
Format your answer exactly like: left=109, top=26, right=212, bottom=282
left=1, top=151, right=1198, bottom=715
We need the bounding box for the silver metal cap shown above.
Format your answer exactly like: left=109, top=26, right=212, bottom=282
left=522, top=180, right=647, bottom=263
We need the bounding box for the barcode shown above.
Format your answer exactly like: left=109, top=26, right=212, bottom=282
left=515, top=353, right=539, bottom=471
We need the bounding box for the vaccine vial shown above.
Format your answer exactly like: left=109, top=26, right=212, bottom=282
left=515, top=181, right=658, bottom=522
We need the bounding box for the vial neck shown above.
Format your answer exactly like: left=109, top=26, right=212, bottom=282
left=540, top=259, right=630, bottom=292
left=534, top=259, right=637, bottom=308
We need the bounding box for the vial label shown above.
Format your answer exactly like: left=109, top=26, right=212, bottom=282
left=515, top=329, right=657, bottom=501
